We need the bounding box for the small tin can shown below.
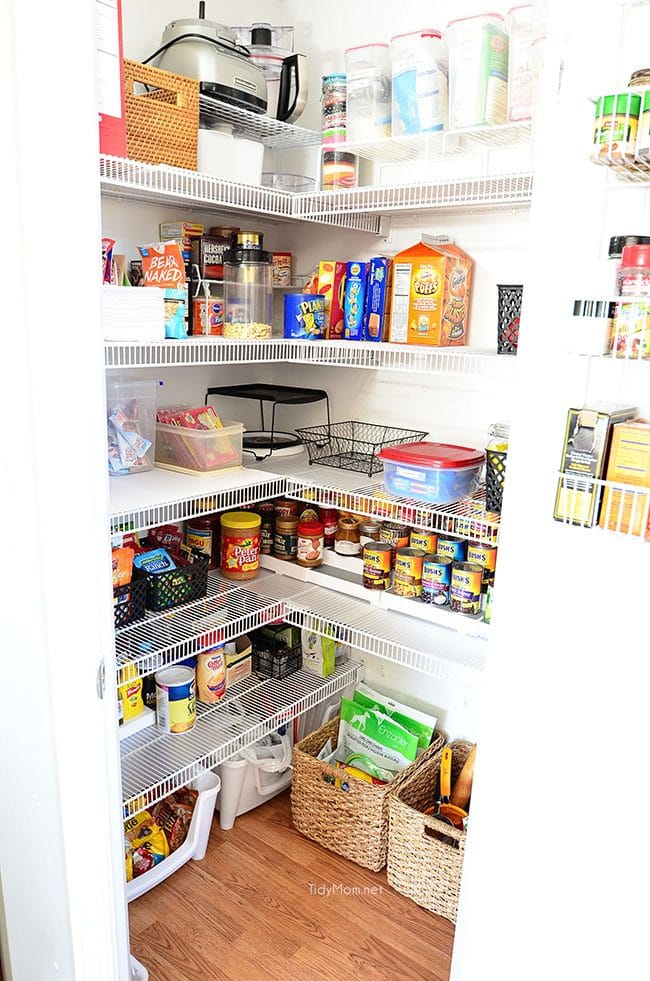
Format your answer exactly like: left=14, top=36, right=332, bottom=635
left=410, top=528, right=439, bottom=554
left=466, top=542, right=498, bottom=589
left=380, top=521, right=410, bottom=566
left=363, top=542, right=392, bottom=590
left=438, top=536, right=468, bottom=563
left=394, top=547, right=425, bottom=598
left=422, top=553, right=453, bottom=606
left=450, top=562, right=483, bottom=616
left=155, top=666, right=196, bottom=734
left=359, top=519, right=381, bottom=546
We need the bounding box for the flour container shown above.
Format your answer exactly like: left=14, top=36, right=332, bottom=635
left=390, top=29, right=448, bottom=136
left=447, top=13, right=509, bottom=128
left=344, top=44, right=392, bottom=141
left=223, top=232, right=273, bottom=339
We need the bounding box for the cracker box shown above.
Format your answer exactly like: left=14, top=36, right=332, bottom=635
left=554, top=404, right=636, bottom=527
left=388, top=237, right=473, bottom=346
left=362, top=257, right=392, bottom=342
left=599, top=420, right=650, bottom=537
left=344, top=261, right=368, bottom=341
left=317, top=261, right=346, bottom=340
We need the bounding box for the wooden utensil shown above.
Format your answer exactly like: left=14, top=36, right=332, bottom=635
left=450, top=744, right=476, bottom=810
left=424, top=747, right=456, bottom=828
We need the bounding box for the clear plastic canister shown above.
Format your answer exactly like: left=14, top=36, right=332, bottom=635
left=223, top=232, right=273, bottom=339
left=507, top=4, right=535, bottom=122
left=344, top=44, right=392, bottom=141
left=322, top=73, right=348, bottom=144
left=447, top=12, right=509, bottom=128
left=390, top=29, right=448, bottom=136
left=321, top=148, right=358, bottom=190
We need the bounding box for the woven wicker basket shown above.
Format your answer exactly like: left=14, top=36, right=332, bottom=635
left=291, top=717, right=446, bottom=872
left=124, top=60, right=199, bottom=170
left=387, top=739, right=475, bottom=923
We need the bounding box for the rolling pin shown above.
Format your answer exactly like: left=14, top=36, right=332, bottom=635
left=450, top=744, right=476, bottom=810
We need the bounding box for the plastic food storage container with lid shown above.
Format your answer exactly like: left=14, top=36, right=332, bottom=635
left=155, top=420, right=244, bottom=475
left=447, top=12, right=509, bottom=128
left=390, top=29, right=448, bottom=135
left=223, top=232, right=273, bottom=339
left=344, top=44, right=392, bottom=141
left=507, top=4, right=536, bottom=122
left=107, top=379, right=157, bottom=476
left=377, top=442, right=485, bottom=504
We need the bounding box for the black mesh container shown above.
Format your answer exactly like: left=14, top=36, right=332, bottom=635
left=251, top=624, right=302, bottom=679
left=143, top=552, right=209, bottom=612
left=295, top=421, right=428, bottom=476
left=497, top=285, right=523, bottom=355
left=486, top=450, right=507, bottom=513
left=113, top=568, right=147, bottom=629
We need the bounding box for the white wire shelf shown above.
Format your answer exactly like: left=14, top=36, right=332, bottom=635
left=555, top=473, right=650, bottom=539
left=115, top=570, right=284, bottom=686
left=199, top=96, right=321, bottom=149
left=120, top=658, right=363, bottom=817
left=104, top=336, right=517, bottom=378
left=337, top=122, right=533, bottom=165
left=110, top=467, right=286, bottom=536
left=100, top=155, right=532, bottom=227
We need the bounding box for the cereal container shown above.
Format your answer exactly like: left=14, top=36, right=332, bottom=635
left=390, top=30, right=448, bottom=136
left=344, top=44, right=392, bottom=141
left=223, top=232, right=273, bottom=339
left=107, top=379, right=157, bottom=476
left=447, top=13, right=509, bottom=128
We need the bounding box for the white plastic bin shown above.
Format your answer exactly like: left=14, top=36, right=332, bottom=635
left=344, top=44, right=392, bottom=142
left=216, top=730, right=293, bottom=830
left=155, top=420, right=244, bottom=476
left=107, top=379, right=157, bottom=476
left=197, top=125, right=264, bottom=184
left=390, top=29, right=448, bottom=136
left=447, top=12, right=509, bottom=128
left=126, top=770, right=220, bottom=902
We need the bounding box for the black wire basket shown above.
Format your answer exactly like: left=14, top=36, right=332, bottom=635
left=113, top=568, right=147, bottom=629
left=497, top=284, right=523, bottom=355
left=295, top=421, right=428, bottom=477
left=143, top=552, right=210, bottom=612
left=251, top=625, right=302, bottom=680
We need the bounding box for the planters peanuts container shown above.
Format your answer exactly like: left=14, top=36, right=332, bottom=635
left=344, top=261, right=367, bottom=339
left=284, top=294, right=326, bottom=339
left=155, top=666, right=196, bottom=734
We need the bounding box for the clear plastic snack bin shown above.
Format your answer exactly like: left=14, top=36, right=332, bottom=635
left=377, top=441, right=485, bottom=505
left=447, top=12, right=509, bottom=129
left=155, top=420, right=244, bottom=476
left=390, top=29, right=448, bottom=136
left=344, top=43, right=392, bottom=142
left=107, top=379, right=157, bottom=476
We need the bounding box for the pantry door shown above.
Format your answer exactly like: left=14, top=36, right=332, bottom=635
left=0, top=1, right=130, bottom=979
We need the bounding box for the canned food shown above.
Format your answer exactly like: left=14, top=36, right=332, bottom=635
left=363, top=542, right=392, bottom=590
left=410, top=528, right=439, bottom=554
left=422, top=553, right=452, bottom=606
left=438, top=536, right=467, bottom=562
left=466, top=542, right=498, bottom=589
left=380, top=521, right=410, bottom=566
left=450, top=562, right=483, bottom=616
left=155, top=666, right=196, bottom=734
left=394, top=548, right=425, bottom=598
left=196, top=646, right=226, bottom=703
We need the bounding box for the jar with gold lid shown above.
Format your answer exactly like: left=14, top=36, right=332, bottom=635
left=334, top=515, right=362, bottom=556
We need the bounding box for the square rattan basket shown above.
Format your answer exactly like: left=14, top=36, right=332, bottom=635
left=291, top=716, right=446, bottom=871
left=124, top=60, right=199, bottom=170
left=387, top=739, right=475, bottom=923
left=295, top=421, right=428, bottom=477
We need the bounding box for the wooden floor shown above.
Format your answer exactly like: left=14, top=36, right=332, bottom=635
left=130, top=790, right=455, bottom=981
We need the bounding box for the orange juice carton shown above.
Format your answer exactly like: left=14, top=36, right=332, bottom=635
left=599, top=420, right=650, bottom=537
left=388, top=236, right=473, bottom=346
left=317, top=260, right=347, bottom=339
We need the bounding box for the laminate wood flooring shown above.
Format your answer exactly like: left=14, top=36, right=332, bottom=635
left=129, top=790, right=455, bottom=981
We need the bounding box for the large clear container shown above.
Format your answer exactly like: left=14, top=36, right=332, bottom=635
left=447, top=12, right=509, bottom=128
left=107, top=379, right=157, bottom=476
left=390, top=29, right=448, bottom=136
left=507, top=4, right=536, bottom=122
left=223, top=232, right=273, bottom=339
left=344, top=44, right=392, bottom=142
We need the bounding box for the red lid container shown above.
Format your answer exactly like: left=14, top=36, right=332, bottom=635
left=621, top=243, right=650, bottom=268
left=377, top=442, right=485, bottom=469
left=298, top=520, right=324, bottom=536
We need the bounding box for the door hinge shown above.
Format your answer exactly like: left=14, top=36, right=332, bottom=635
left=96, top=660, right=106, bottom=700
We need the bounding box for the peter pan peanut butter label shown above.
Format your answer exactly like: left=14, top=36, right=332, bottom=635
left=222, top=534, right=260, bottom=574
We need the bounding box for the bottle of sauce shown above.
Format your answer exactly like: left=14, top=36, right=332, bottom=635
left=186, top=513, right=219, bottom=569
left=335, top=515, right=361, bottom=555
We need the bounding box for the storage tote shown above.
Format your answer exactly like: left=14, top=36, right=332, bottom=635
left=291, top=716, right=445, bottom=871
left=387, top=738, right=474, bottom=923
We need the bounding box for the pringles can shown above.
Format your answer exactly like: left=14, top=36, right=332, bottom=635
left=422, top=554, right=453, bottom=606
left=450, top=562, right=483, bottom=616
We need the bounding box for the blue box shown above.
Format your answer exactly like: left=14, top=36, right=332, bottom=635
left=343, top=261, right=367, bottom=340
left=362, top=257, right=389, bottom=342
left=284, top=293, right=326, bottom=339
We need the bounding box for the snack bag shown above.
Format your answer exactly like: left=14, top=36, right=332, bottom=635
left=353, top=682, right=437, bottom=752
left=112, top=546, right=134, bottom=588
left=138, top=242, right=188, bottom=339
left=150, top=787, right=198, bottom=853
left=124, top=811, right=169, bottom=881
left=336, top=696, right=419, bottom=781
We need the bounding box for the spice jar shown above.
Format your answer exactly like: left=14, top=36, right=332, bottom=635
left=220, top=511, right=261, bottom=581
left=616, top=243, right=650, bottom=295
left=335, top=515, right=361, bottom=555
left=297, top=520, right=325, bottom=567
left=275, top=498, right=300, bottom=519
left=272, top=252, right=292, bottom=289
left=592, top=92, right=641, bottom=164
left=359, top=519, right=381, bottom=546
left=274, top=516, right=298, bottom=560
left=611, top=243, right=650, bottom=358
left=186, top=513, right=220, bottom=569
left=318, top=507, right=339, bottom=548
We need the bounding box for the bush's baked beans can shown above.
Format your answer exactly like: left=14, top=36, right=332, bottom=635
left=437, top=536, right=468, bottom=562
left=380, top=521, right=410, bottom=566
left=422, top=553, right=453, bottom=605
left=466, top=542, right=498, bottom=589
left=410, top=528, right=439, bottom=554
left=394, top=547, right=425, bottom=598
left=363, top=542, right=392, bottom=590
left=450, top=562, right=483, bottom=616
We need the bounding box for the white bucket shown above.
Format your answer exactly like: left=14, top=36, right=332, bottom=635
left=198, top=125, right=264, bottom=185
left=216, top=730, right=293, bottom=830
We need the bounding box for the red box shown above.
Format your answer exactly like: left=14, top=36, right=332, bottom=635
left=97, top=0, right=127, bottom=157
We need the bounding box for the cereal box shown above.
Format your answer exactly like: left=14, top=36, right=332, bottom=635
left=599, top=420, right=650, bottom=537
left=388, top=237, right=473, bottom=346
left=362, top=257, right=391, bottom=342
left=344, top=261, right=368, bottom=341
